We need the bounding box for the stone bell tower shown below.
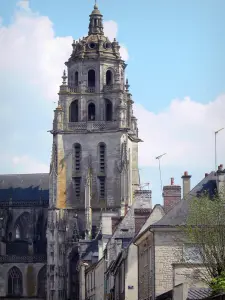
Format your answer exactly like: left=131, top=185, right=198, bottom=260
left=47, top=4, right=141, bottom=300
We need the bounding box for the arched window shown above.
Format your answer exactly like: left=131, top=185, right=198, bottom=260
left=74, top=143, right=81, bottom=172
left=106, top=70, right=113, bottom=85
left=105, top=99, right=112, bottom=121
left=8, top=267, right=23, bottom=296
left=75, top=71, right=78, bottom=86
left=88, top=70, right=95, bottom=87
left=99, top=143, right=106, bottom=173
left=38, top=265, right=47, bottom=298
left=88, top=103, right=95, bottom=121
left=14, top=212, right=30, bottom=240
left=70, top=100, right=78, bottom=122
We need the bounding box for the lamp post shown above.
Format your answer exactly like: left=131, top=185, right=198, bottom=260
left=215, top=128, right=224, bottom=172
left=156, top=153, right=167, bottom=194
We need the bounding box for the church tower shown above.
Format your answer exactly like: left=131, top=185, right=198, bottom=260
left=47, top=4, right=141, bottom=300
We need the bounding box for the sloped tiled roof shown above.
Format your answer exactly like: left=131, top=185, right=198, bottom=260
left=0, top=173, right=49, bottom=201
left=152, top=172, right=217, bottom=227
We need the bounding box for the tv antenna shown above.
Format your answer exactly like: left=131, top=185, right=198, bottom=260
left=156, top=153, right=167, bottom=194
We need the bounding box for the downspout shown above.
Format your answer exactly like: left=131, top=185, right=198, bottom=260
left=149, top=228, right=155, bottom=300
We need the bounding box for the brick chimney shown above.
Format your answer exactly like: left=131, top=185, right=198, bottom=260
left=163, top=178, right=181, bottom=213
left=181, top=171, right=192, bottom=199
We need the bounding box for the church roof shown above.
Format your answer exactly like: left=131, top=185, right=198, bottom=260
left=0, top=173, right=49, bottom=202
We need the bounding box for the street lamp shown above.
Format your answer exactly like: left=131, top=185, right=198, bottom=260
left=215, top=128, right=224, bottom=172
left=156, top=153, right=167, bottom=194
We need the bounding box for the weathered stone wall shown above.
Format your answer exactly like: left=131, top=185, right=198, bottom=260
left=0, top=263, right=45, bottom=297
left=154, top=230, right=183, bottom=297
left=173, top=263, right=208, bottom=288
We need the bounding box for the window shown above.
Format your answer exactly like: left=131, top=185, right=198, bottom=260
left=75, top=71, right=78, bottom=86
left=70, top=100, right=78, bottom=122
left=74, top=143, right=81, bottom=171
left=99, top=177, right=105, bottom=199
left=14, top=212, right=30, bottom=240
left=105, top=99, right=112, bottom=121
left=88, top=103, right=95, bottom=121
left=8, top=267, right=23, bottom=296
left=74, top=178, right=81, bottom=200
left=88, top=70, right=95, bottom=87
left=38, top=265, right=47, bottom=298
left=183, top=244, right=202, bottom=263
left=106, top=70, right=113, bottom=85
left=99, top=143, right=106, bottom=172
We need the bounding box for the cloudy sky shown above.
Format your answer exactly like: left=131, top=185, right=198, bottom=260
left=0, top=0, right=225, bottom=204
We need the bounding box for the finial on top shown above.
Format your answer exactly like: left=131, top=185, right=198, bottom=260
left=62, top=70, right=67, bottom=85
left=94, top=0, right=98, bottom=9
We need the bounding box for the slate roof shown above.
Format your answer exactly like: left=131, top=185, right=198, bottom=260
left=188, top=287, right=211, bottom=299
left=152, top=172, right=217, bottom=227
left=0, top=173, right=49, bottom=201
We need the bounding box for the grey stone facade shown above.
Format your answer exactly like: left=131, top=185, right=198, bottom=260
left=0, top=174, right=48, bottom=298
left=47, top=4, right=141, bottom=300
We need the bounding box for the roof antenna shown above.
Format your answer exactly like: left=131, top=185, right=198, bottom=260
left=156, top=153, right=167, bottom=195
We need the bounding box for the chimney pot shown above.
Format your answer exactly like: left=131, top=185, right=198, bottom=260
left=171, top=178, right=174, bottom=185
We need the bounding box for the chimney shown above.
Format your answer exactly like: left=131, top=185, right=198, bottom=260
left=182, top=171, right=192, bottom=199
left=217, top=163, right=225, bottom=196
left=218, top=164, right=224, bottom=172
left=163, top=178, right=181, bottom=213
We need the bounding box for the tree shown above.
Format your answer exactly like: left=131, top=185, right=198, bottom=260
left=183, top=189, right=225, bottom=294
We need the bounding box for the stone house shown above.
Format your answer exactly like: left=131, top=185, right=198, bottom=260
left=104, top=193, right=152, bottom=299
left=112, top=204, right=165, bottom=300
left=134, top=170, right=223, bottom=300
left=85, top=262, right=97, bottom=300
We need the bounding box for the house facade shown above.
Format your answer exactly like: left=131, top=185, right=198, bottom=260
left=135, top=170, right=223, bottom=299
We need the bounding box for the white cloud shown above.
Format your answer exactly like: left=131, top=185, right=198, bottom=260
left=104, top=20, right=129, bottom=61
left=12, top=156, right=49, bottom=173
left=135, top=95, right=225, bottom=170
left=1, top=0, right=224, bottom=181
left=0, top=2, right=129, bottom=175
left=17, top=0, right=31, bottom=12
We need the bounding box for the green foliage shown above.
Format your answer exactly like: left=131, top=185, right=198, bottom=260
left=183, top=190, right=225, bottom=290
left=210, top=272, right=225, bottom=295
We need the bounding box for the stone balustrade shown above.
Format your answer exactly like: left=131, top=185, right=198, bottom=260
left=0, top=254, right=47, bottom=263
left=68, top=121, right=118, bottom=132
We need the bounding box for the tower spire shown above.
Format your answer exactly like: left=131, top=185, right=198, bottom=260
left=88, top=3, right=104, bottom=35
